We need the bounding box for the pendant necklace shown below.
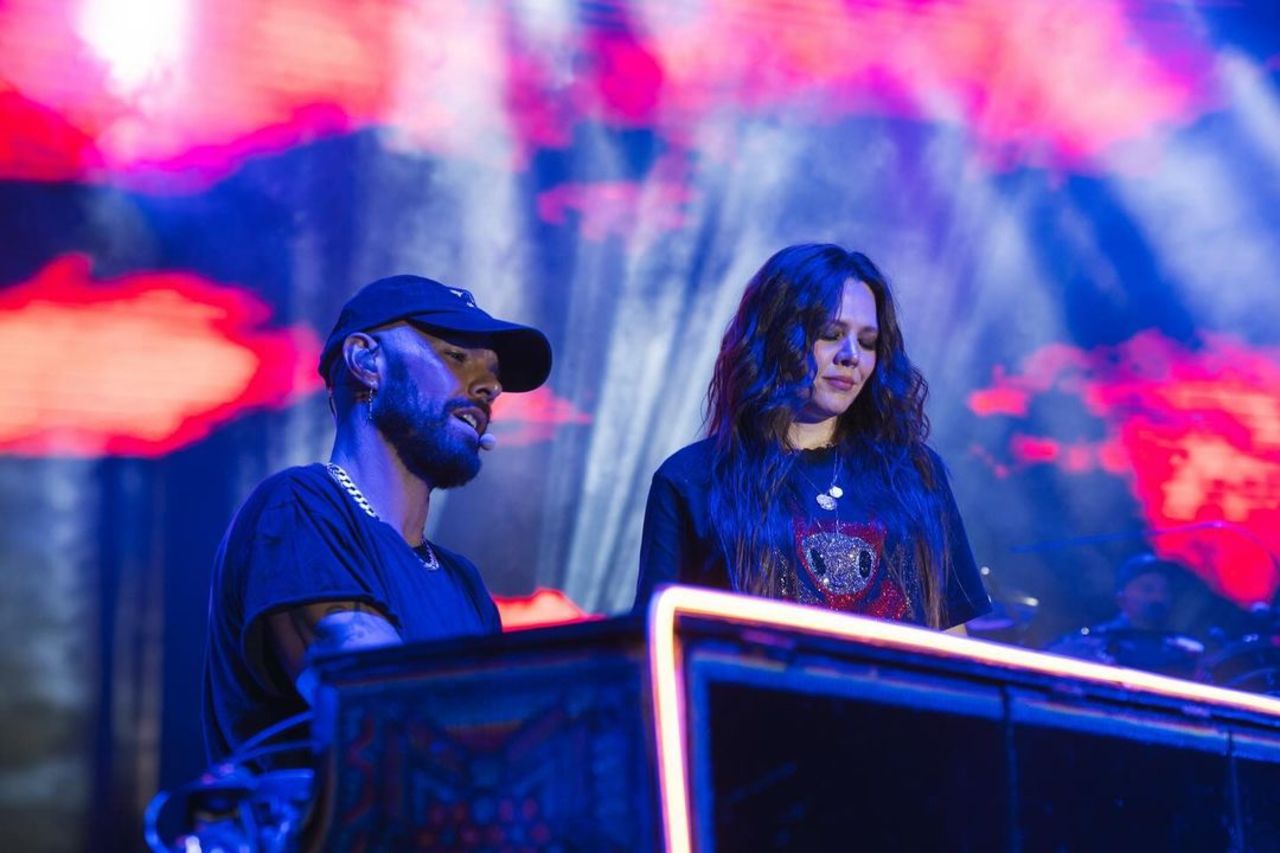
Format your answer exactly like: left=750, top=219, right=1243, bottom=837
left=796, top=452, right=844, bottom=512
left=325, top=462, right=440, bottom=571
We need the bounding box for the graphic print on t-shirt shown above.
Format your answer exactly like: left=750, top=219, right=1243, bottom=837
left=785, top=515, right=912, bottom=621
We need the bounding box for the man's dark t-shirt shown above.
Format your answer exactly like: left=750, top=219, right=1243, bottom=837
left=202, top=464, right=500, bottom=764
left=635, top=439, right=990, bottom=630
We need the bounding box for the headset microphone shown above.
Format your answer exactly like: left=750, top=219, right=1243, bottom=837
left=478, top=434, right=497, bottom=451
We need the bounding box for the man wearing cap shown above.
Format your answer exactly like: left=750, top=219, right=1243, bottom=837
left=1106, top=554, right=1181, bottom=634
left=202, top=275, right=552, bottom=765
left=1047, top=553, right=1201, bottom=677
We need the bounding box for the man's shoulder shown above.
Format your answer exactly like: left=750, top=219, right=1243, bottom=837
left=1088, top=616, right=1132, bottom=634
left=227, top=464, right=337, bottom=529
left=213, top=465, right=333, bottom=582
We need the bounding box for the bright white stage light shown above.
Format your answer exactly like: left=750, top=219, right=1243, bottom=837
left=77, top=0, right=189, bottom=94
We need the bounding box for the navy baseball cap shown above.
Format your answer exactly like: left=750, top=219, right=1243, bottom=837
left=1115, top=553, right=1185, bottom=591
left=319, top=274, right=552, bottom=392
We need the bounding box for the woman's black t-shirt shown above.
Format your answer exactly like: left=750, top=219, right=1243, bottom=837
left=635, top=439, right=990, bottom=629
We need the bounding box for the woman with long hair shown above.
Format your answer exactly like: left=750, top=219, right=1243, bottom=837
left=635, top=243, right=989, bottom=630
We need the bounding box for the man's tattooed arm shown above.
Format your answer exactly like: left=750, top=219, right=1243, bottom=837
left=265, top=600, right=401, bottom=703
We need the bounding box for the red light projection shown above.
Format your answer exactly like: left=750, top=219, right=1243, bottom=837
left=0, top=255, right=321, bottom=457
left=0, top=255, right=585, bottom=457
left=969, top=331, right=1280, bottom=604
left=490, top=387, right=592, bottom=447
left=0, top=90, right=105, bottom=181
left=494, top=588, right=596, bottom=632
left=0, top=0, right=1215, bottom=189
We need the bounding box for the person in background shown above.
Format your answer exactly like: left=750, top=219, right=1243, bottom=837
left=634, top=243, right=990, bottom=631
left=1105, top=553, right=1181, bottom=633
left=1048, top=553, right=1201, bottom=676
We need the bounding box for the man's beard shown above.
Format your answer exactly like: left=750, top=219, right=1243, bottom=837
left=372, top=362, right=482, bottom=489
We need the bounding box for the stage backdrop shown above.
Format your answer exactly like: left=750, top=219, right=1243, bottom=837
left=1, top=1, right=1278, bottom=849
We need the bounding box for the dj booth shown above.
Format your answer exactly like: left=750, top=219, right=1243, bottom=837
left=297, top=586, right=1280, bottom=850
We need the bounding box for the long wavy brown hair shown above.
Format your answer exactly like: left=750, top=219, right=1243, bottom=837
left=705, top=243, right=951, bottom=627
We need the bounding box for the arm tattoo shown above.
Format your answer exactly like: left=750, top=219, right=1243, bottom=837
left=266, top=601, right=399, bottom=705
left=313, top=609, right=399, bottom=650
left=270, top=600, right=401, bottom=682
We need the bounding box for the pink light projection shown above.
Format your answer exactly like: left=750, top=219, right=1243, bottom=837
left=968, top=331, right=1280, bottom=605
left=0, top=0, right=412, bottom=190
left=0, top=255, right=322, bottom=457
left=0, top=0, right=1217, bottom=191
left=648, top=0, right=1215, bottom=167
left=489, top=387, right=593, bottom=447
left=536, top=181, right=692, bottom=242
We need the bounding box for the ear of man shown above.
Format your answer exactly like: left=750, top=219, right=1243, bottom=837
left=328, top=333, right=383, bottom=420
left=342, top=333, right=382, bottom=389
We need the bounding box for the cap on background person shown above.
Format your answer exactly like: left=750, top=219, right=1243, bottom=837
left=1115, top=553, right=1186, bottom=592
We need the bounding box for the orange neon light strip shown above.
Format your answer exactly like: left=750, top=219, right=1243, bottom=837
left=647, top=585, right=1280, bottom=852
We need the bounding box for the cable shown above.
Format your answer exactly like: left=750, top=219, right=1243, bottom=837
left=143, top=749, right=315, bottom=853
left=223, top=740, right=315, bottom=771
left=227, top=711, right=313, bottom=765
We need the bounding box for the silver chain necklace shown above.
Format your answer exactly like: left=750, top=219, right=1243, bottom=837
left=794, top=452, right=844, bottom=511
left=324, top=463, right=440, bottom=571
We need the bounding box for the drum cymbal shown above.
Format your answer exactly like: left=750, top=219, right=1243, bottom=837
left=967, top=566, right=1038, bottom=633
left=1198, top=633, right=1280, bottom=695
